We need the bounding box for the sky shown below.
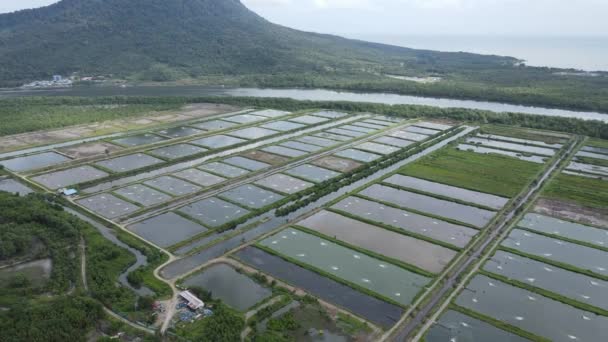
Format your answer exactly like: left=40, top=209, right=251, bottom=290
left=1, top=0, right=607, bottom=38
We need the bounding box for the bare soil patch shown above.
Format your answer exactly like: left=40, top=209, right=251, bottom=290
left=312, top=155, right=363, bottom=172
left=534, top=198, right=608, bottom=228
left=242, top=150, right=290, bottom=165
left=57, top=142, right=123, bottom=159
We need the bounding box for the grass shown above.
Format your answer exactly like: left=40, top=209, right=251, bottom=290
left=542, top=173, right=608, bottom=209
left=399, top=147, right=543, bottom=197
left=480, top=124, right=568, bottom=144
left=576, top=155, right=608, bottom=167
left=586, top=139, right=608, bottom=149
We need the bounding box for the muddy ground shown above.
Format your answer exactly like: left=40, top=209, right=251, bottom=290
left=242, top=150, right=290, bottom=165
left=312, top=156, right=363, bottom=173
left=534, top=198, right=608, bottom=228
left=57, top=142, right=124, bottom=159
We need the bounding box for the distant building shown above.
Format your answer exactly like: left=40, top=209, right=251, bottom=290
left=179, top=291, right=204, bottom=310
left=58, top=188, right=78, bottom=196
left=53, top=75, right=62, bottom=82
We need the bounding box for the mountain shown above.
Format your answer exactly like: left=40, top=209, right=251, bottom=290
left=0, top=0, right=516, bottom=85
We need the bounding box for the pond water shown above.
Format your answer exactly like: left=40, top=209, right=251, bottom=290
left=285, top=164, right=341, bottom=183
left=326, top=128, right=366, bottom=138
left=352, top=122, right=388, bottom=130
left=0, top=178, right=33, bottom=195
left=223, top=156, right=270, bottom=171
left=311, top=111, right=349, bottom=119
left=260, top=228, right=431, bottom=306
left=198, top=162, right=250, bottom=178
left=335, top=149, right=382, bottom=163
left=518, top=213, right=608, bottom=249
left=156, top=126, right=203, bottom=138
left=289, top=115, right=329, bottom=125
left=190, top=135, right=247, bottom=149
left=576, top=150, right=608, bottom=161
left=95, top=153, right=163, bottom=173
left=255, top=174, right=314, bottom=195
left=280, top=141, right=324, bottom=153
left=502, top=229, right=608, bottom=277
left=144, top=175, right=201, bottom=196
left=172, top=169, right=225, bottom=187
left=355, top=142, right=400, bottom=155
left=32, top=165, right=109, bottom=189
left=581, top=146, right=608, bottom=155
left=128, top=212, right=208, bottom=248
left=0, top=259, right=52, bottom=287
left=384, top=174, right=509, bottom=210
left=477, top=134, right=562, bottom=149
left=182, top=263, right=271, bottom=311
left=565, top=161, right=608, bottom=177
left=0, top=152, right=70, bottom=172
left=114, top=184, right=172, bottom=207
left=191, top=119, right=237, bottom=131
left=112, top=133, right=167, bottom=147
left=484, top=251, right=608, bottom=311
left=339, top=125, right=377, bottom=134
left=313, top=132, right=352, bottom=142
left=389, top=131, right=428, bottom=142
left=455, top=274, right=608, bottom=342
left=466, top=137, right=555, bottom=156
left=425, top=310, right=529, bottom=342
left=177, top=197, right=250, bottom=228
left=235, top=247, right=404, bottom=328
left=363, top=119, right=393, bottom=126
left=414, top=122, right=453, bottom=131
left=250, top=109, right=291, bottom=118
left=457, top=144, right=546, bottom=164
left=373, top=136, right=414, bottom=148
left=227, top=127, right=278, bottom=140
left=262, top=145, right=308, bottom=158
left=404, top=126, right=438, bottom=136
left=261, top=121, right=307, bottom=132
left=332, top=197, right=478, bottom=248
left=297, top=210, right=456, bottom=274
left=219, top=184, right=284, bottom=209
left=360, top=184, right=496, bottom=228
left=77, top=193, right=141, bottom=219
left=296, top=135, right=338, bottom=147
left=148, top=144, right=207, bottom=160
left=224, top=114, right=268, bottom=124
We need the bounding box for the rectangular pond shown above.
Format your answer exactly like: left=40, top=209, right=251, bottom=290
left=455, top=274, right=608, bottom=342
left=363, top=119, right=393, bottom=126
left=190, top=135, right=247, bottom=149
left=32, top=165, right=109, bottom=189
left=262, top=145, right=308, bottom=158
left=457, top=144, right=547, bottom=164
left=0, top=152, right=70, bottom=172
left=311, top=111, right=348, bottom=119
left=114, top=184, right=172, bottom=207
left=466, top=137, right=556, bottom=156
left=235, top=247, right=404, bottom=328
left=172, top=168, right=226, bottom=187
left=425, top=310, right=529, bottom=342
left=502, top=229, right=608, bottom=277
left=156, top=126, right=203, bottom=138
left=280, top=141, right=324, bottom=153
left=296, top=135, right=338, bottom=147
left=250, top=109, right=291, bottom=118
left=0, top=178, right=33, bottom=195
left=360, top=184, right=496, bottom=228
left=518, top=213, right=608, bottom=249
left=332, top=197, right=478, bottom=248
left=144, top=176, right=201, bottom=196
left=219, top=184, right=284, bottom=209
left=77, top=193, right=140, bottom=219
left=191, top=120, right=237, bottom=131
left=288, top=115, right=329, bottom=125
left=581, top=146, right=608, bottom=155
left=339, top=124, right=377, bottom=134
left=485, top=250, right=608, bottom=311
left=111, top=133, right=168, bottom=147
left=255, top=174, right=314, bottom=195
left=148, top=144, right=207, bottom=160
left=355, top=142, right=400, bottom=155
left=311, top=156, right=362, bottom=173
left=227, top=127, right=278, bottom=140
left=566, top=161, right=608, bottom=177
left=576, top=151, right=608, bottom=161
left=313, top=132, right=352, bottom=142
left=384, top=174, right=509, bottom=210
left=128, top=212, right=208, bottom=248
left=389, top=131, right=429, bottom=142
left=241, top=150, right=289, bottom=165
left=198, top=162, right=250, bottom=178
left=477, top=133, right=563, bottom=149
left=178, top=197, right=250, bottom=228
left=223, top=113, right=268, bottom=124
left=352, top=122, right=388, bottom=130
left=414, top=122, right=452, bottom=131
left=404, top=126, right=439, bottom=136
left=95, top=153, right=163, bottom=173
left=373, top=136, right=414, bottom=148
left=182, top=263, right=272, bottom=311
left=260, top=228, right=431, bottom=306
left=285, top=164, right=341, bottom=183
left=325, top=128, right=367, bottom=138
left=223, top=156, right=270, bottom=171
left=297, top=211, right=457, bottom=274
left=335, top=149, right=382, bottom=163
left=261, top=121, right=307, bottom=132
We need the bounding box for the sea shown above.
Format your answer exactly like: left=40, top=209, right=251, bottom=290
left=354, top=35, right=608, bottom=72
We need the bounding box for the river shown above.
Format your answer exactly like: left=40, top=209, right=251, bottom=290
left=1, top=86, right=606, bottom=122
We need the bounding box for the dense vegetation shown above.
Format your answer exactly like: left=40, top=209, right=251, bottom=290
left=399, top=147, right=544, bottom=197
left=1, top=96, right=607, bottom=140
left=175, top=303, right=244, bottom=341
left=542, top=173, right=608, bottom=209
left=1, top=0, right=607, bottom=111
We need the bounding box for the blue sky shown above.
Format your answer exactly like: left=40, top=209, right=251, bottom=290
left=2, top=0, right=607, bottom=37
